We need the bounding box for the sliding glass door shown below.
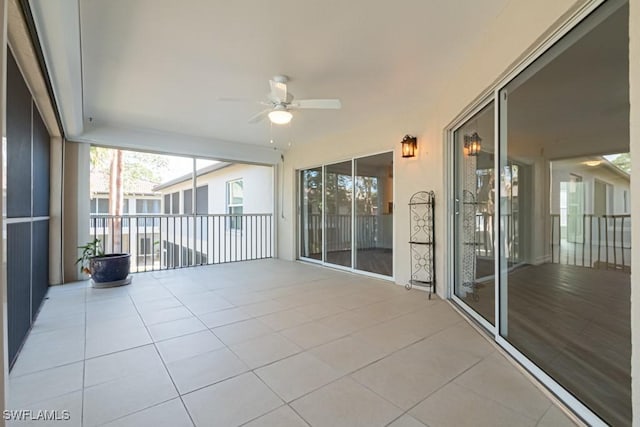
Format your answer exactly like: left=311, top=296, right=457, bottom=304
left=450, top=1, right=630, bottom=425
left=452, top=102, right=496, bottom=325
left=299, top=167, right=322, bottom=261
left=298, top=152, right=393, bottom=278
left=355, top=153, right=394, bottom=276
left=325, top=161, right=353, bottom=268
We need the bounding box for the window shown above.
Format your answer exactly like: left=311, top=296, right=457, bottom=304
left=196, top=185, right=208, bottom=214
left=163, top=194, right=170, bottom=214
left=136, top=199, right=160, bottom=214
left=171, top=192, right=179, bottom=214
left=91, top=198, right=109, bottom=214
left=226, top=179, right=243, bottom=229
left=183, top=189, right=193, bottom=214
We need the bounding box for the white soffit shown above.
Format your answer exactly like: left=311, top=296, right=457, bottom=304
left=30, top=0, right=83, bottom=137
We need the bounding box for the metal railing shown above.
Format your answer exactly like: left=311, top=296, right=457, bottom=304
left=303, top=213, right=381, bottom=252
left=551, top=214, right=631, bottom=271
left=90, top=213, right=273, bottom=273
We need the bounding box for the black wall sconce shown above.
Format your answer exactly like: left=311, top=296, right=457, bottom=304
left=401, top=135, right=417, bottom=158
left=464, top=132, right=482, bottom=156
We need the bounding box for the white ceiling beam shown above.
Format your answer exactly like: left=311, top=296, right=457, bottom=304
left=75, top=123, right=283, bottom=165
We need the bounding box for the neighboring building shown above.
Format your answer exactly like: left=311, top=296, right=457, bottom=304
left=89, top=169, right=162, bottom=270
left=152, top=162, right=273, bottom=268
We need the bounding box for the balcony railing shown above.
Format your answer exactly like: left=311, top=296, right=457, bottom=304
left=551, top=214, right=631, bottom=271
left=90, top=213, right=273, bottom=273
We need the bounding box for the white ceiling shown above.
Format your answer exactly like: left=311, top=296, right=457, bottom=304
left=29, top=0, right=511, bottom=163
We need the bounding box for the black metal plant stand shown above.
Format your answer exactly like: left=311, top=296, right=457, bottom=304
left=406, top=191, right=436, bottom=298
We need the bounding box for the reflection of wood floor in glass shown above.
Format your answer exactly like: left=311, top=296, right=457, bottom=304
left=326, top=249, right=393, bottom=277
left=462, top=263, right=630, bottom=426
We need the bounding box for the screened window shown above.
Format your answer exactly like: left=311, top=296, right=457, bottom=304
left=227, top=179, right=243, bottom=229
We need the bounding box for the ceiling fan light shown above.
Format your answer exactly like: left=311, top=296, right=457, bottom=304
left=268, top=110, right=292, bottom=125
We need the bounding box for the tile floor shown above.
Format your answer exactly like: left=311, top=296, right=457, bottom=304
left=7, top=259, right=578, bottom=426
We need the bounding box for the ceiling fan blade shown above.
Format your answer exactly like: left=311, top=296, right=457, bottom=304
left=248, top=109, right=271, bottom=124
left=269, top=79, right=288, bottom=103
left=291, top=99, right=342, bottom=109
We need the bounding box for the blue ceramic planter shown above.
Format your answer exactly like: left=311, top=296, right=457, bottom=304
left=90, top=253, right=131, bottom=284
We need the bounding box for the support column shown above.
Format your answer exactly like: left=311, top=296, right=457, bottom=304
left=62, top=141, right=90, bottom=282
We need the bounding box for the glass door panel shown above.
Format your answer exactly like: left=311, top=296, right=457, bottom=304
left=324, top=161, right=353, bottom=268
left=498, top=4, right=630, bottom=424
left=354, top=152, right=393, bottom=276
left=299, top=167, right=323, bottom=260
left=453, top=102, right=496, bottom=325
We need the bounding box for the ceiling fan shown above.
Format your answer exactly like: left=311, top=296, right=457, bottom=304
left=222, top=75, right=342, bottom=125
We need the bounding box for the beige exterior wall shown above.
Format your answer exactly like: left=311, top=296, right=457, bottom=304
left=279, top=0, right=586, bottom=289
left=159, top=163, right=274, bottom=214
left=630, top=0, right=639, bottom=423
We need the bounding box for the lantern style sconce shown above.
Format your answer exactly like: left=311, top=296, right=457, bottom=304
left=464, top=132, right=482, bottom=156
left=401, top=135, right=417, bottom=158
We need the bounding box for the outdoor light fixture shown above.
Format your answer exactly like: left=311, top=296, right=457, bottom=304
left=268, top=107, right=293, bottom=125
left=401, top=135, right=417, bottom=158
left=464, top=132, right=482, bottom=156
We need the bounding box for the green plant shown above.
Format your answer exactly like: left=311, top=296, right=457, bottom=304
left=76, top=238, right=104, bottom=275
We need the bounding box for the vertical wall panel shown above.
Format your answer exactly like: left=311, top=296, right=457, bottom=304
left=32, top=104, right=50, bottom=217
left=6, top=52, right=32, bottom=218
left=7, top=223, right=32, bottom=365
left=5, top=50, right=51, bottom=369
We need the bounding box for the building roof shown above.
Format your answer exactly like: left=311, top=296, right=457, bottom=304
left=152, top=162, right=232, bottom=191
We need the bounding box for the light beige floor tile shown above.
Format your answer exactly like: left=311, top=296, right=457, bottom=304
left=212, top=319, right=273, bottom=345
left=319, top=310, right=381, bottom=335
left=166, top=347, right=248, bottom=394
left=182, top=372, right=282, bottom=426
left=280, top=322, right=345, bottom=349
left=83, top=368, right=178, bottom=426
left=140, top=306, right=194, bottom=326
left=10, top=331, right=85, bottom=376
left=85, top=326, right=152, bottom=358
left=351, top=356, right=450, bottom=410
left=537, top=405, right=579, bottom=427
left=293, top=302, right=346, bottom=320
left=243, top=405, right=308, bottom=427
left=181, top=296, right=234, bottom=315
left=310, top=336, right=388, bottom=375
left=6, top=390, right=83, bottom=427
left=148, top=316, right=207, bottom=342
left=256, top=352, right=341, bottom=402
left=453, top=354, right=551, bottom=420
left=291, top=377, right=402, bottom=427
left=229, top=332, right=301, bottom=369
left=387, top=414, right=427, bottom=427
left=198, top=307, right=253, bottom=328
left=156, top=330, right=225, bottom=363
left=103, top=398, right=193, bottom=427
left=8, top=362, right=84, bottom=408
left=410, top=382, right=537, bottom=427
left=85, top=345, right=163, bottom=387
left=258, top=309, right=312, bottom=331
left=352, top=322, right=423, bottom=354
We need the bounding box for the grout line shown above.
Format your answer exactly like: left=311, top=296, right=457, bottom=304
left=127, top=285, right=198, bottom=427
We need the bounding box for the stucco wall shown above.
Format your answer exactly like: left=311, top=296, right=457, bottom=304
left=158, top=163, right=274, bottom=215
left=278, top=0, right=586, bottom=292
